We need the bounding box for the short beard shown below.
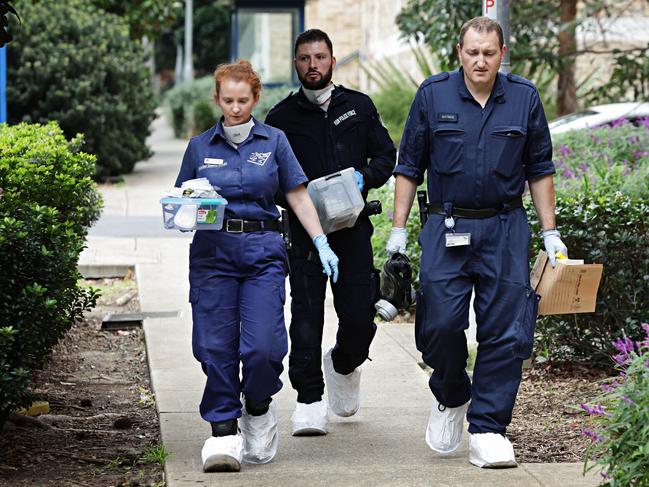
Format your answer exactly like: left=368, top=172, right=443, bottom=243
left=299, top=65, right=333, bottom=90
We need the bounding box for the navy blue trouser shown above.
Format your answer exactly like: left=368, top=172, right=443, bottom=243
left=288, top=217, right=378, bottom=404
left=188, top=230, right=288, bottom=423
left=415, top=208, right=539, bottom=434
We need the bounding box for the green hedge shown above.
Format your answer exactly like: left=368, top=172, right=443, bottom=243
left=7, top=0, right=157, bottom=178
left=527, top=189, right=649, bottom=365
left=0, top=122, right=101, bottom=429
left=163, top=76, right=294, bottom=138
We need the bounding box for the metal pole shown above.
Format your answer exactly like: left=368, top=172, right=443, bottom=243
left=499, top=0, right=511, bottom=73
left=183, top=0, right=194, bottom=82
left=482, top=0, right=511, bottom=74
left=0, top=46, right=7, bottom=123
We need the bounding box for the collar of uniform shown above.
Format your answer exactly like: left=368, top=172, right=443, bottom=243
left=457, top=68, right=506, bottom=102
left=296, top=84, right=345, bottom=111
left=209, top=116, right=270, bottom=144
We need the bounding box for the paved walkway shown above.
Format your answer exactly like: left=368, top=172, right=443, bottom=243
left=80, top=115, right=599, bottom=486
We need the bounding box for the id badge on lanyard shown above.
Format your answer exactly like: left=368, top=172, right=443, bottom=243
left=444, top=214, right=471, bottom=247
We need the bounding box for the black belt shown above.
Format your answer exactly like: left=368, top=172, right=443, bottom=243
left=427, top=196, right=523, bottom=219
left=222, top=219, right=281, bottom=233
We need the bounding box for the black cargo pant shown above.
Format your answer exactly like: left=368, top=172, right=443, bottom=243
left=288, top=217, right=378, bottom=404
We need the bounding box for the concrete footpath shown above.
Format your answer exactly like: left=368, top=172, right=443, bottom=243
left=79, top=115, right=599, bottom=487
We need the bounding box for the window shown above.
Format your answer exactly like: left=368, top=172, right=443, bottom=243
left=232, top=1, right=304, bottom=85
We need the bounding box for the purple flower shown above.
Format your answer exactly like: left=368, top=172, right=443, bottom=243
left=580, top=403, right=607, bottom=415
left=600, top=383, right=614, bottom=393
left=610, top=117, right=627, bottom=128
left=386, top=207, right=393, bottom=222
left=623, top=159, right=631, bottom=175
left=628, top=135, right=640, bottom=145
left=638, top=116, right=649, bottom=130
left=578, top=162, right=589, bottom=174
left=632, top=151, right=649, bottom=159
left=591, top=134, right=602, bottom=144
left=582, top=429, right=605, bottom=442
left=613, top=336, right=634, bottom=355
left=559, top=144, right=572, bottom=156
left=641, top=323, right=649, bottom=337
left=622, top=396, right=636, bottom=406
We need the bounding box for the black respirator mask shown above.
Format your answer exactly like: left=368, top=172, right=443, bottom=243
left=375, top=252, right=416, bottom=321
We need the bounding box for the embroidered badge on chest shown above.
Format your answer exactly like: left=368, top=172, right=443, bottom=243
left=247, top=151, right=272, bottom=166
left=333, top=110, right=357, bottom=126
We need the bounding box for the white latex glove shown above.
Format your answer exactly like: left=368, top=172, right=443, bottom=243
left=543, top=229, right=568, bottom=267
left=386, top=227, right=407, bottom=256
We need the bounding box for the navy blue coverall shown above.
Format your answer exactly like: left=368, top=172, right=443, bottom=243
left=266, top=86, right=396, bottom=404
left=175, top=118, right=308, bottom=424
left=394, top=69, right=555, bottom=434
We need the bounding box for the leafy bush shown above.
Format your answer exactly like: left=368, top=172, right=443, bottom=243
left=0, top=122, right=101, bottom=429
left=581, top=324, right=649, bottom=485
left=552, top=122, right=649, bottom=197
left=6, top=0, right=157, bottom=178
left=163, top=76, right=294, bottom=138
left=369, top=179, right=425, bottom=285
left=527, top=188, right=649, bottom=365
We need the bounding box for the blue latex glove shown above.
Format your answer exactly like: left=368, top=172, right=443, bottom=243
left=313, top=234, right=339, bottom=283
left=353, top=170, right=364, bottom=192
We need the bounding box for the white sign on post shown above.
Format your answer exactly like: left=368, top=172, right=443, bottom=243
left=483, top=0, right=498, bottom=19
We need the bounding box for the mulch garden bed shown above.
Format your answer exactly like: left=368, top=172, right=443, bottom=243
left=0, top=276, right=165, bottom=487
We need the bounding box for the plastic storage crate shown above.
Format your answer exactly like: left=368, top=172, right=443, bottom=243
left=307, top=167, right=364, bottom=234
left=160, top=196, right=228, bottom=231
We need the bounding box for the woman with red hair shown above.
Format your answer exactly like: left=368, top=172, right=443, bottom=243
left=175, top=60, right=338, bottom=472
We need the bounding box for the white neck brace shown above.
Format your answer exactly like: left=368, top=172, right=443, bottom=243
left=223, top=118, right=255, bottom=145
left=302, top=84, right=335, bottom=110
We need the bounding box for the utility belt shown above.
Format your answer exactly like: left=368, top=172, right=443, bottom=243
left=289, top=245, right=321, bottom=264
left=425, top=196, right=523, bottom=219
left=221, top=218, right=282, bottom=233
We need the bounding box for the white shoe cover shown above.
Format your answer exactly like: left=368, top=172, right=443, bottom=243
left=240, top=401, right=279, bottom=464
left=323, top=347, right=361, bottom=417
left=201, top=435, right=243, bottom=472
left=425, top=395, right=469, bottom=454
left=469, top=432, right=517, bottom=468
left=291, top=400, right=328, bottom=436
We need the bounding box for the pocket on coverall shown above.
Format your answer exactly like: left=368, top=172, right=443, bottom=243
left=512, top=286, right=540, bottom=359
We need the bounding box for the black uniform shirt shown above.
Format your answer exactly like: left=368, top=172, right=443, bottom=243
left=266, top=85, right=396, bottom=246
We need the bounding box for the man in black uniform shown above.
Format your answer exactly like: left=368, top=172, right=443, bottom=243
left=266, top=29, right=395, bottom=436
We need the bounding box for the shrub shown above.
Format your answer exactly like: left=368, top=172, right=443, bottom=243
left=581, top=324, right=649, bottom=485
left=0, top=122, right=101, bottom=429
left=163, top=76, right=215, bottom=138
left=6, top=0, right=157, bottom=178
left=527, top=188, right=649, bottom=364
left=164, top=77, right=294, bottom=138
left=551, top=123, right=649, bottom=197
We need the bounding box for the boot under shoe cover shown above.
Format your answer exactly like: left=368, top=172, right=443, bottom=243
left=201, top=435, right=243, bottom=472
left=240, top=401, right=279, bottom=464
left=469, top=432, right=517, bottom=468
left=323, top=347, right=361, bottom=417
left=425, top=395, right=469, bottom=454
left=291, top=399, right=328, bottom=436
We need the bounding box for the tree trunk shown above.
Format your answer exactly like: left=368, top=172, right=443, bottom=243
left=557, top=0, right=578, bottom=116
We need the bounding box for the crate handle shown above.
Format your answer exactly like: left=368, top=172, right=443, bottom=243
left=324, top=172, right=342, bottom=181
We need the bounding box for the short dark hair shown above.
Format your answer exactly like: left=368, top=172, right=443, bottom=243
left=459, top=17, right=504, bottom=49
left=294, top=29, right=333, bottom=57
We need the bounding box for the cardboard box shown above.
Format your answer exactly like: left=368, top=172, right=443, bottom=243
left=530, top=250, right=603, bottom=315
